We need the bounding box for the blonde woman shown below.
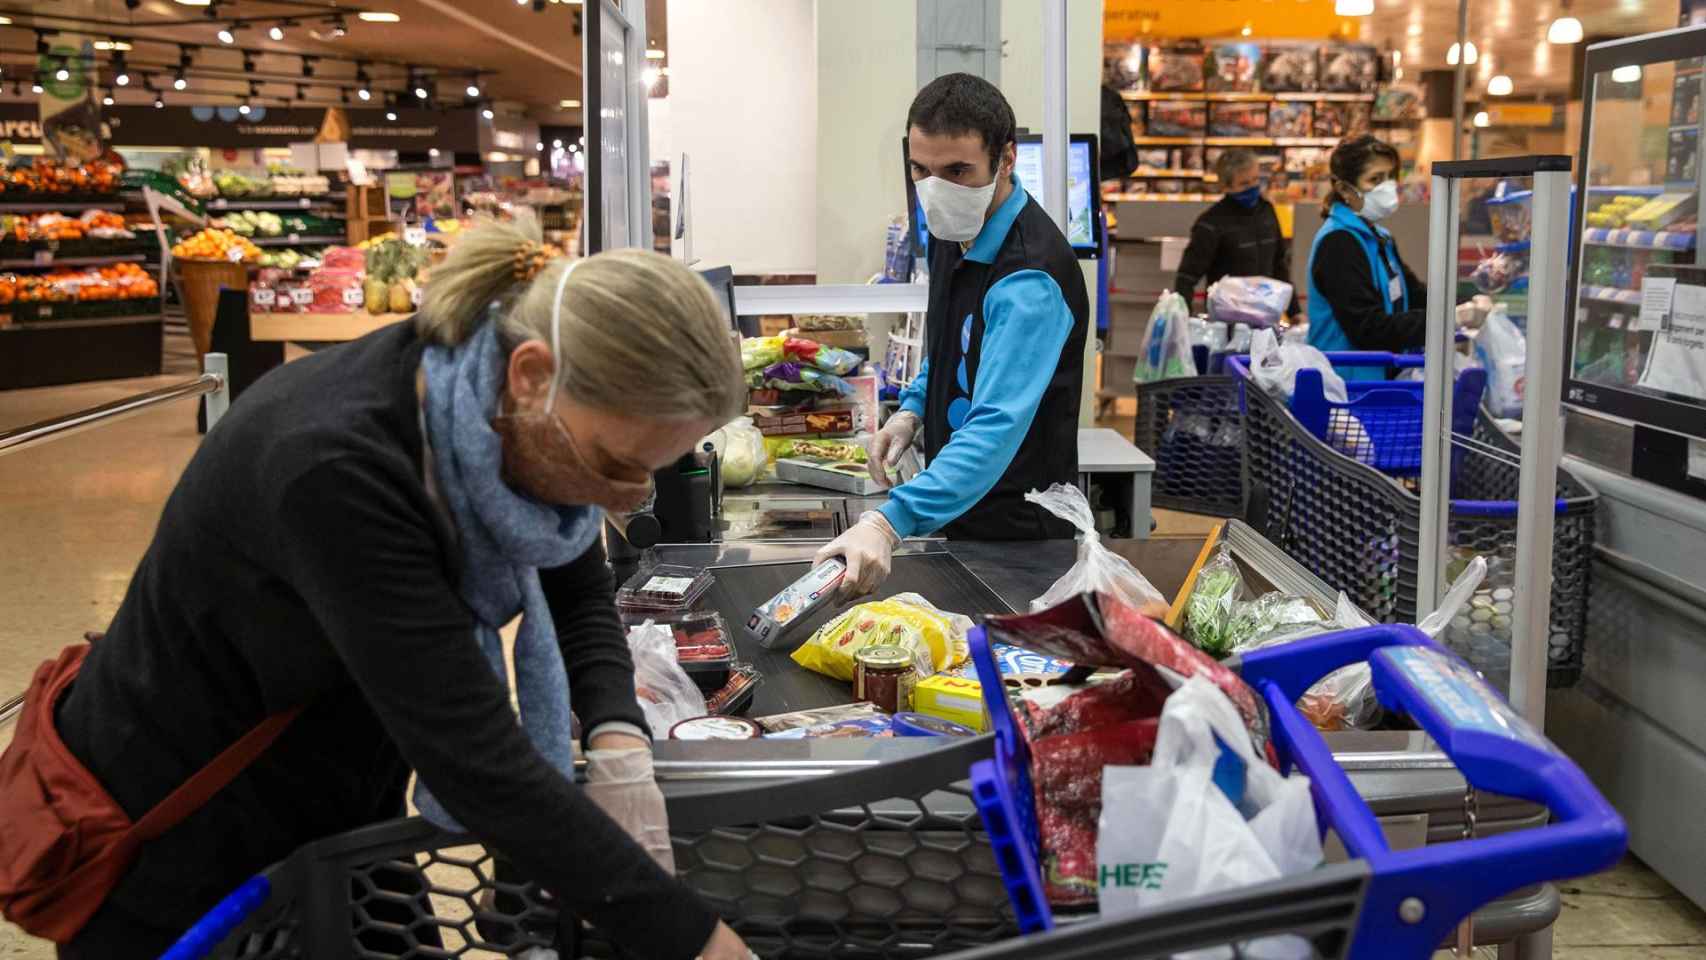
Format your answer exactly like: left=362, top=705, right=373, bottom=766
left=39, top=213, right=753, bottom=959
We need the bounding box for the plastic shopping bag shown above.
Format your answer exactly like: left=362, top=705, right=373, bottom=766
left=1249, top=328, right=1347, bottom=403
left=1207, top=275, right=1294, bottom=329
left=1024, top=483, right=1168, bottom=616
left=1097, top=676, right=1322, bottom=958
left=1474, top=303, right=1527, bottom=418
left=1136, top=290, right=1194, bottom=383
left=628, top=621, right=708, bottom=735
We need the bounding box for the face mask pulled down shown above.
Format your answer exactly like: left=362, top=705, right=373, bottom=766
left=915, top=174, right=997, bottom=243
left=494, top=262, right=654, bottom=515
left=1357, top=180, right=1400, bottom=221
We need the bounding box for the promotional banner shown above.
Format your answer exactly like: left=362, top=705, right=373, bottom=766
left=1105, top=0, right=1362, bottom=41
left=0, top=104, right=481, bottom=153
left=38, top=35, right=103, bottom=162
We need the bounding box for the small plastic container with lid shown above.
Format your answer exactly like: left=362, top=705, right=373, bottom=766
left=705, top=664, right=762, bottom=716
left=669, top=715, right=763, bottom=740
left=615, top=564, right=715, bottom=614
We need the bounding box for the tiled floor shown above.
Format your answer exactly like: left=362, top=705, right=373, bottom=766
left=2, top=363, right=1704, bottom=958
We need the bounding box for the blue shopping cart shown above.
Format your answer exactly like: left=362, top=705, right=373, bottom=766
left=967, top=614, right=1625, bottom=959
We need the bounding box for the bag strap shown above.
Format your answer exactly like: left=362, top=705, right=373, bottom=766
left=129, top=706, right=302, bottom=843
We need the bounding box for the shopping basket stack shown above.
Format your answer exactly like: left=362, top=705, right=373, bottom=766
left=1228, top=351, right=1597, bottom=690
left=1133, top=346, right=1246, bottom=517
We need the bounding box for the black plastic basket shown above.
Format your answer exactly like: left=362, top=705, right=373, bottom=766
left=1241, top=382, right=1595, bottom=690
left=1133, top=374, right=1246, bottom=517
left=175, top=737, right=1382, bottom=960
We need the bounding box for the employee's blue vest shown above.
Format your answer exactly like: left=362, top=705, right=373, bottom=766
left=1306, top=203, right=1411, bottom=361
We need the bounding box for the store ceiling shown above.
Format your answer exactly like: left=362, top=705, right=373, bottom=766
left=0, top=0, right=668, bottom=122
left=1355, top=0, right=1678, bottom=96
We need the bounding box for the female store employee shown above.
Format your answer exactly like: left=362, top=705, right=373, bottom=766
left=817, top=73, right=1090, bottom=595
left=1307, top=134, right=1428, bottom=354
left=22, top=215, right=752, bottom=959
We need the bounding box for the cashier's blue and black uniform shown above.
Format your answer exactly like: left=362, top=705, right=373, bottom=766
left=885, top=176, right=1089, bottom=540
left=1306, top=202, right=1428, bottom=356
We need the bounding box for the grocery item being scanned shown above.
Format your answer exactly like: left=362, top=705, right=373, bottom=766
left=791, top=593, right=971, bottom=682
left=747, top=559, right=846, bottom=649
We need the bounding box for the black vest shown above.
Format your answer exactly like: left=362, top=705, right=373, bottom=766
left=923, top=191, right=1089, bottom=540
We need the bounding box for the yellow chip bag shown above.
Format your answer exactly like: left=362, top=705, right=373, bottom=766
left=791, top=592, right=972, bottom=682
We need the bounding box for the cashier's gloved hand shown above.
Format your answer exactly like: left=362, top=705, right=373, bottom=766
left=815, top=511, right=900, bottom=598
left=583, top=747, right=675, bottom=875
left=866, top=411, right=920, bottom=489
left=1455, top=294, right=1493, bottom=330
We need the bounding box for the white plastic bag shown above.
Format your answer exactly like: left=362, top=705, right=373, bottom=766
left=1024, top=483, right=1167, bottom=614
left=626, top=621, right=708, bottom=736
left=1097, top=677, right=1322, bottom=958
left=1207, top=275, right=1294, bottom=329
left=1136, top=289, right=1195, bottom=382
left=712, top=415, right=767, bottom=488
left=1474, top=304, right=1527, bottom=418
left=1249, top=328, right=1347, bottom=403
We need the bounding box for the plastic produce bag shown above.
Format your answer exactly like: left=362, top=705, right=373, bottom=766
left=741, top=335, right=784, bottom=372
left=791, top=592, right=971, bottom=682
left=1248, top=328, right=1346, bottom=403
left=714, top=416, right=766, bottom=488
left=1207, top=276, right=1294, bottom=329
left=753, top=361, right=856, bottom=396
left=1135, top=290, right=1194, bottom=383
left=1182, top=543, right=1246, bottom=657
left=627, top=621, right=708, bottom=736
left=1097, top=676, right=1322, bottom=956
left=1475, top=303, right=1527, bottom=418
left=783, top=336, right=861, bottom=375
left=1024, top=483, right=1168, bottom=616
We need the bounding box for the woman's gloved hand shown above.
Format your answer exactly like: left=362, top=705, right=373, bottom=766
left=583, top=747, right=674, bottom=874
left=699, top=920, right=756, bottom=960
left=865, top=411, right=920, bottom=489
left=814, top=511, right=899, bottom=598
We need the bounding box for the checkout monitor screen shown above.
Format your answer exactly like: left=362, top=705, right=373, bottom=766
left=1014, top=134, right=1102, bottom=258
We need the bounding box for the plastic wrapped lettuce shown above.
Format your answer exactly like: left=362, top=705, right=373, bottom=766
left=741, top=335, right=784, bottom=372
left=1182, top=544, right=1245, bottom=657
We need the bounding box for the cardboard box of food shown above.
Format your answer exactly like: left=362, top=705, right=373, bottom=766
left=911, top=674, right=989, bottom=732
left=775, top=455, right=883, bottom=494
left=784, top=327, right=869, bottom=349
left=752, top=409, right=856, bottom=437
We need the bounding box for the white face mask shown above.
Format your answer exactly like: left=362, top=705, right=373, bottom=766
left=1358, top=179, right=1400, bottom=221
left=915, top=174, right=998, bottom=243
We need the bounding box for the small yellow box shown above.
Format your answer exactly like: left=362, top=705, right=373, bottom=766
left=911, top=674, right=990, bottom=732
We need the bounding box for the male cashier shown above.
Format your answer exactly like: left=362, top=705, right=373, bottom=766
left=817, top=72, right=1089, bottom=594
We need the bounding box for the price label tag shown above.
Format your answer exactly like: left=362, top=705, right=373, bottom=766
left=287, top=233, right=300, bottom=244
left=403, top=226, right=427, bottom=247
left=212, top=198, right=228, bottom=210
left=226, top=246, right=245, bottom=263
left=290, top=287, right=314, bottom=307
left=299, top=197, right=312, bottom=208
left=342, top=286, right=364, bottom=306
left=33, top=250, right=52, bottom=265
left=253, top=287, right=277, bottom=306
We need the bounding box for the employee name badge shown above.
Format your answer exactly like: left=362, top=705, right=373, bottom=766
left=1388, top=272, right=1404, bottom=304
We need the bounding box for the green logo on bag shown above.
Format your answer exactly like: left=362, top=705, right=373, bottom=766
left=1099, top=862, right=1168, bottom=890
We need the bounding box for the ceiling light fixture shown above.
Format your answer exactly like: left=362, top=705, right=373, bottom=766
left=386, top=110, right=397, bottom=121
left=358, top=86, right=372, bottom=101
left=559, top=98, right=579, bottom=108
left=94, top=40, right=132, bottom=51
left=175, top=0, right=212, bottom=6
left=1548, top=0, right=1584, bottom=45
left=217, top=26, right=237, bottom=44
left=358, top=11, right=401, bottom=22
left=238, top=101, right=251, bottom=115
left=414, top=84, right=428, bottom=99
left=1447, top=41, right=1478, bottom=66
left=1240, top=23, right=1252, bottom=37
left=642, top=66, right=661, bottom=89
left=102, top=92, right=114, bottom=106
left=429, top=147, right=440, bottom=157
left=30, top=80, right=42, bottom=94
left=1473, top=111, right=1490, bottom=127
left=1612, top=64, right=1643, bottom=83
left=269, top=25, right=285, bottom=41
left=174, top=72, right=188, bottom=90
left=155, top=95, right=165, bottom=107
left=536, top=140, right=544, bottom=150
left=1334, top=0, right=1374, bottom=15
left=1488, top=74, right=1513, bottom=96
left=551, top=138, right=562, bottom=149
left=645, top=48, right=665, bottom=60
left=54, top=65, right=70, bottom=82
left=482, top=106, right=494, bottom=119
left=466, top=81, right=481, bottom=98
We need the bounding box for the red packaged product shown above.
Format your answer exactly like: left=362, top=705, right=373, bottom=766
left=307, top=269, right=364, bottom=314
left=317, top=246, right=365, bottom=272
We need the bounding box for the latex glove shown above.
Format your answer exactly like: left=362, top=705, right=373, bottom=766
left=584, top=748, right=674, bottom=874
left=699, top=920, right=756, bottom=960
left=814, top=511, right=899, bottom=598
left=865, top=411, right=920, bottom=489
left=1454, top=294, right=1493, bottom=330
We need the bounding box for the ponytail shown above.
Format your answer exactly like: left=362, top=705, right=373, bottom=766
left=415, top=211, right=543, bottom=345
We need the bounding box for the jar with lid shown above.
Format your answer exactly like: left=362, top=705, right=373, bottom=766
left=853, top=645, right=918, bottom=715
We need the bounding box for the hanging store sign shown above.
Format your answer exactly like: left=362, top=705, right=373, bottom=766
left=39, top=35, right=104, bottom=162
left=0, top=104, right=481, bottom=153
left=1486, top=104, right=1558, bottom=127
left=1105, top=0, right=1359, bottom=41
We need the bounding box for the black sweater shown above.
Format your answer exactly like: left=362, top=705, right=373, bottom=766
left=1309, top=224, right=1429, bottom=352
left=55, top=322, right=719, bottom=958
left=1173, top=195, right=1297, bottom=317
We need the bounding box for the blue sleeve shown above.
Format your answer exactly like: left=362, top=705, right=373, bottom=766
left=897, top=358, right=929, bottom=418
left=880, top=270, right=1074, bottom=537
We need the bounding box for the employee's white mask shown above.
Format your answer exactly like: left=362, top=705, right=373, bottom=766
left=916, top=175, right=997, bottom=243
left=1358, top=180, right=1400, bottom=222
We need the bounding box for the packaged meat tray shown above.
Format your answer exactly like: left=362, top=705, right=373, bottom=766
left=306, top=269, right=364, bottom=314
left=1145, top=42, right=1205, bottom=92
left=1146, top=100, right=1207, bottom=137
left=616, top=564, right=714, bottom=614
left=1205, top=42, right=1260, bottom=92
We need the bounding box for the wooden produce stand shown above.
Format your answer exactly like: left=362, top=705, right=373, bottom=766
left=249, top=311, right=410, bottom=343
left=176, top=257, right=251, bottom=363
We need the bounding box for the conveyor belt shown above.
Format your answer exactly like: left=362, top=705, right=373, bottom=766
left=702, top=552, right=1010, bottom=716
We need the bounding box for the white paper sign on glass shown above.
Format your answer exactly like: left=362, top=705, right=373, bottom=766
left=1637, top=276, right=1676, bottom=333
left=1640, top=283, right=1706, bottom=402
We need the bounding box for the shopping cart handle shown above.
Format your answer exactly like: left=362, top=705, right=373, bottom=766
left=160, top=875, right=271, bottom=960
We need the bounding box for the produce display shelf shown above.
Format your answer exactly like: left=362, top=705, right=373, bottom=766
left=1581, top=227, right=1697, bottom=250
left=207, top=195, right=347, bottom=211
left=0, top=252, right=147, bottom=268
left=251, top=235, right=344, bottom=247
left=1121, top=90, right=1377, bottom=103
left=1132, top=135, right=1344, bottom=147
left=1580, top=285, right=1642, bottom=305
left=0, top=313, right=161, bottom=331
left=250, top=311, right=409, bottom=343
left=0, top=199, right=125, bottom=212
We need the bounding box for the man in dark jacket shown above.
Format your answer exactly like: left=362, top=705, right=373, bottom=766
left=1173, top=149, right=1297, bottom=318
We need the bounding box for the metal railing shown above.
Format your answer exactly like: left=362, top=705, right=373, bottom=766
left=0, top=354, right=229, bottom=728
